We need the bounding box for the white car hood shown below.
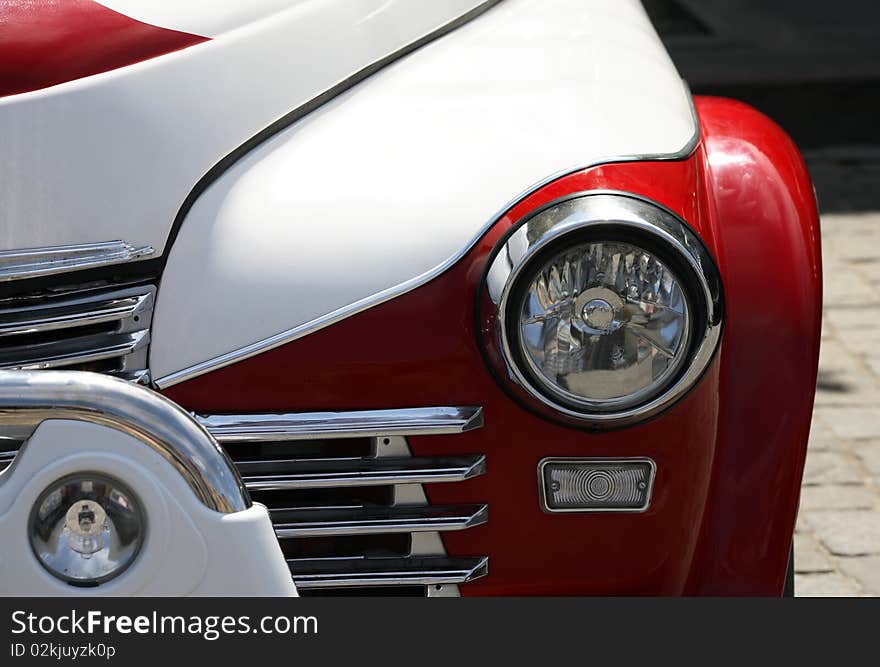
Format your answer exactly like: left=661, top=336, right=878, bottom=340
left=148, top=0, right=698, bottom=385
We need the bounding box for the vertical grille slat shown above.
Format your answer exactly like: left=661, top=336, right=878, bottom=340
left=202, top=408, right=489, bottom=596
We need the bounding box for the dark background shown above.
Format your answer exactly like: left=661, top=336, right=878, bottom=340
left=644, top=0, right=880, bottom=213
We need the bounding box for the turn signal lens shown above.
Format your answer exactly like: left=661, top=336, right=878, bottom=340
left=538, top=458, right=655, bottom=512
left=29, top=474, right=145, bottom=586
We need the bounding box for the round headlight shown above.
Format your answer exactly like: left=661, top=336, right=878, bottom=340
left=29, top=474, right=145, bottom=586
left=481, top=193, right=723, bottom=427
left=514, top=239, right=691, bottom=411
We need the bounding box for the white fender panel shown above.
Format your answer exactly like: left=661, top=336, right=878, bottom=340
left=151, top=0, right=695, bottom=384
left=0, top=420, right=295, bottom=596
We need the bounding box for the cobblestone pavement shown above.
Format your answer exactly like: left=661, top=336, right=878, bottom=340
left=795, top=211, right=880, bottom=596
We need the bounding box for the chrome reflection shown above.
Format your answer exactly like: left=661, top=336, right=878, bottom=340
left=0, top=370, right=249, bottom=513
left=0, top=241, right=154, bottom=283
left=198, top=406, right=483, bottom=442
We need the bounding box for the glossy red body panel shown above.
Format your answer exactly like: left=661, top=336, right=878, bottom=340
left=685, top=97, right=822, bottom=594
left=164, top=96, right=821, bottom=595
left=0, top=0, right=207, bottom=97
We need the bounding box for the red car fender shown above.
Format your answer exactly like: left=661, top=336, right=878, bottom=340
left=685, top=97, right=822, bottom=594
left=165, top=96, right=821, bottom=596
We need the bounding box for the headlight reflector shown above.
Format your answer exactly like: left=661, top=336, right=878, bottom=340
left=29, top=474, right=145, bottom=586
left=515, top=240, right=691, bottom=411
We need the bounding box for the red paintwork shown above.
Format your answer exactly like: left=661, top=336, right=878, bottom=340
left=0, top=0, right=207, bottom=97
left=164, top=96, right=821, bottom=596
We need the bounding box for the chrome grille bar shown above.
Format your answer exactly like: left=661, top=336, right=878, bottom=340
left=289, top=556, right=489, bottom=589
left=0, top=330, right=149, bottom=370
left=0, top=450, right=16, bottom=473
left=0, top=293, right=152, bottom=337
left=200, top=405, right=489, bottom=594
left=199, top=406, right=483, bottom=442
left=238, top=455, right=486, bottom=490
left=0, top=241, right=154, bottom=282
left=0, top=284, right=155, bottom=380
left=272, top=504, right=488, bottom=538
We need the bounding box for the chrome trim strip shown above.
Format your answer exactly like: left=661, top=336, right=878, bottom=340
left=0, top=370, right=249, bottom=513
left=0, top=293, right=152, bottom=337
left=0, top=330, right=149, bottom=370
left=289, top=556, right=489, bottom=589
left=272, top=504, right=488, bottom=538
left=537, top=457, right=656, bottom=514
left=0, top=450, right=15, bottom=473
left=0, top=241, right=154, bottom=283
left=154, top=82, right=700, bottom=389
left=238, top=454, right=487, bottom=490
left=483, top=192, right=723, bottom=427
left=200, top=406, right=483, bottom=442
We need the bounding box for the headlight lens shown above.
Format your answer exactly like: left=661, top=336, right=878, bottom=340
left=30, top=474, right=145, bottom=586
left=513, top=240, right=691, bottom=411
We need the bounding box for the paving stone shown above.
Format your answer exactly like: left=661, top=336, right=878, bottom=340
left=795, top=572, right=862, bottom=597
left=867, top=355, right=880, bottom=379
left=835, top=325, right=880, bottom=354
left=801, top=451, right=866, bottom=485
left=806, top=510, right=880, bottom=556
left=854, top=260, right=880, bottom=286
left=829, top=307, right=880, bottom=331
left=829, top=230, right=880, bottom=263
left=814, top=375, right=880, bottom=406
left=835, top=556, right=880, bottom=596
left=823, top=268, right=876, bottom=307
left=807, top=421, right=838, bottom=452
left=854, top=442, right=880, bottom=475
left=821, top=313, right=835, bottom=340
left=820, top=407, right=880, bottom=440
left=814, top=341, right=880, bottom=405
left=799, top=484, right=876, bottom=511
left=793, top=533, right=834, bottom=573
left=818, top=340, right=863, bottom=372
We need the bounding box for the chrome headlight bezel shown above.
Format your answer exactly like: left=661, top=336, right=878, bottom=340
left=479, top=192, right=724, bottom=429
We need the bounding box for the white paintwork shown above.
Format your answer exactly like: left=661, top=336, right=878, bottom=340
left=151, top=0, right=695, bottom=384
left=0, top=420, right=296, bottom=596
left=0, top=0, right=491, bottom=253
left=96, top=0, right=309, bottom=38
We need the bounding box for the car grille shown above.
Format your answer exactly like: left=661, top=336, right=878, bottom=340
left=197, top=407, right=489, bottom=596
left=0, top=284, right=155, bottom=382
left=0, top=274, right=488, bottom=596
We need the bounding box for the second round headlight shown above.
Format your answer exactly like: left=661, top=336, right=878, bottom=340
left=29, top=473, right=145, bottom=587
